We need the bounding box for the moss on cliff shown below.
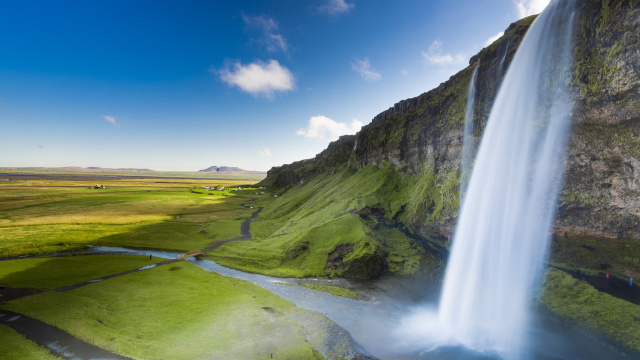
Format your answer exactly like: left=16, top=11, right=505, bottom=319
left=549, top=233, right=640, bottom=279
left=248, top=3, right=640, bottom=353
left=211, top=165, right=447, bottom=279
left=540, top=268, right=640, bottom=354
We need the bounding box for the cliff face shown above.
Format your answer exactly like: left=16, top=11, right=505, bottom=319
left=558, top=0, right=640, bottom=238
left=262, top=0, right=640, bottom=241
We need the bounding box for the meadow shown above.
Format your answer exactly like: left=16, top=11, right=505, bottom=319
left=206, top=165, right=445, bottom=279
left=2, top=262, right=326, bottom=359
left=0, top=174, right=354, bottom=359
left=0, top=175, right=271, bottom=257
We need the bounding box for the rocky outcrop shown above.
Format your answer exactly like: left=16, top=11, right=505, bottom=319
left=262, top=0, right=640, bottom=242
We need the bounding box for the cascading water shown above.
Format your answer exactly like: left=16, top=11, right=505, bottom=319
left=396, top=0, right=578, bottom=358
left=439, top=0, right=577, bottom=357
left=460, top=62, right=480, bottom=204
left=497, top=41, right=509, bottom=80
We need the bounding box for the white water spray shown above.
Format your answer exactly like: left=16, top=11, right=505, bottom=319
left=460, top=62, right=480, bottom=203
left=397, top=0, right=577, bottom=358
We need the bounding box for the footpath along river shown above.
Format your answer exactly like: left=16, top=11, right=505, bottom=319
left=89, top=246, right=628, bottom=360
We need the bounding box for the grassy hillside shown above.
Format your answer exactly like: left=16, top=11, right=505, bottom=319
left=1, top=261, right=327, bottom=359
left=208, top=164, right=448, bottom=279
left=540, top=268, right=640, bottom=353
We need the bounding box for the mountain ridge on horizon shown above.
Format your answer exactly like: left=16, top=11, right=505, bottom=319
left=1, top=165, right=267, bottom=175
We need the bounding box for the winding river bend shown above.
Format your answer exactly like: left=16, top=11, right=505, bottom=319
left=90, top=246, right=626, bottom=360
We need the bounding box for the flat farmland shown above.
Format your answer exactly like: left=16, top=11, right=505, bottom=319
left=0, top=175, right=272, bottom=257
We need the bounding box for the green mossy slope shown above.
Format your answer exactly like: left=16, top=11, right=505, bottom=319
left=2, top=262, right=327, bottom=360
left=210, top=164, right=446, bottom=279
left=540, top=268, right=640, bottom=354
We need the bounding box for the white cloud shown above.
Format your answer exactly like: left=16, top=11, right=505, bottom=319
left=484, top=31, right=505, bottom=47
left=515, top=0, right=551, bottom=18
left=241, top=14, right=288, bottom=53
left=218, top=60, right=295, bottom=98
left=422, top=41, right=465, bottom=66
left=258, top=148, right=272, bottom=157
left=318, top=0, right=354, bottom=15
left=103, top=115, right=120, bottom=128
left=400, top=69, right=408, bottom=76
left=296, top=116, right=362, bottom=141
left=351, top=58, right=381, bottom=81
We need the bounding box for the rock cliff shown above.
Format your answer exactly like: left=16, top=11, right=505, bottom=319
left=263, top=0, right=640, bottom=242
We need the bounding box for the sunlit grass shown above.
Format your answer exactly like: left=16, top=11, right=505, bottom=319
left=299, top=283, right=361, bottom=299
left=207, top=215, right=377, bottom=278
left=209, top=165, right=444, bottom=278
left=0, top=178, right=265, bottom=257
left=1, top=262, right=322, bottom=359
left=0, top=255, right=163, bottom=289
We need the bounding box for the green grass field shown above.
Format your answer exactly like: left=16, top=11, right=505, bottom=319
left=0, top=324, right=61, bottom=360
left=0, top=177, right=272, bottom=257
left=0, top=255, right=162, bottom=289
left=298, top=283, right=361, bottom=299
left=208, top=214, right=378, bottom=278
left=207, top=165, right=445, bottom=279
left=1, top=261, right=326, bottom=359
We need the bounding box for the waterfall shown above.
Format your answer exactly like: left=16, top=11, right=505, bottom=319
left=437, top=0, right=577, bottom=357
left=460, top=62, right=479, bottom=204
left=497, top=41, right=509, bottom=80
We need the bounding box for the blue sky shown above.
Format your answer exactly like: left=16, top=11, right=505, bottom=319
left=0, top=0, right=549, bottom=171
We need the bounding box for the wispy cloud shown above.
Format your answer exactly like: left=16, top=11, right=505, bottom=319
left=297, top=116, right=362, bottom=141
left=257, top=148, right=272, bottom=157
left=515, top=0, right=550, bottom=18
left=400, top=69, right=409, bottom=76
left=218, top=60, right=295, bottom=98
left=103, top=115, right=120, bottom=128
left=484, top=31, right=505, bottom=47
left=351, top=58, right=381, bottom=81
left=318, top=0, right=354, bottom=15
left=242, top=14, right=288, bottom=53
left=422, top=41, right=465, bottom=66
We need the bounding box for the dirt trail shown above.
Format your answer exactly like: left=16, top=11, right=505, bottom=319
left=200, top=207, right=263, bottom=253
left=553, top=266, right=640, bottom=305
left=0, top=309, right=132, bottom=360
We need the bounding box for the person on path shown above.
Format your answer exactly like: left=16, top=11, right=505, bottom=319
left=606, top=273, right=610, bottom=281
left=149, top=254, right=152, bottom=261
left=631, top=277, right=634, bottom=286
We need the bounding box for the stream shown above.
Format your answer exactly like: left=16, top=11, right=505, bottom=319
left=89, top=247, right=629, bottom=360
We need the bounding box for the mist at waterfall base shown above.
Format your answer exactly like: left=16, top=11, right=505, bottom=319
left=393, top=0, right=578, bottom=359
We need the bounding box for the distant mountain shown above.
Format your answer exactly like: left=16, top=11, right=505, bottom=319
left=0, top=166, right=266, bottom=179
left=198, top=166, right=265, bottom=175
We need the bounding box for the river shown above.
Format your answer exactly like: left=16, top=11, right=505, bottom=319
left=88, top=246, right=627, bottom=360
